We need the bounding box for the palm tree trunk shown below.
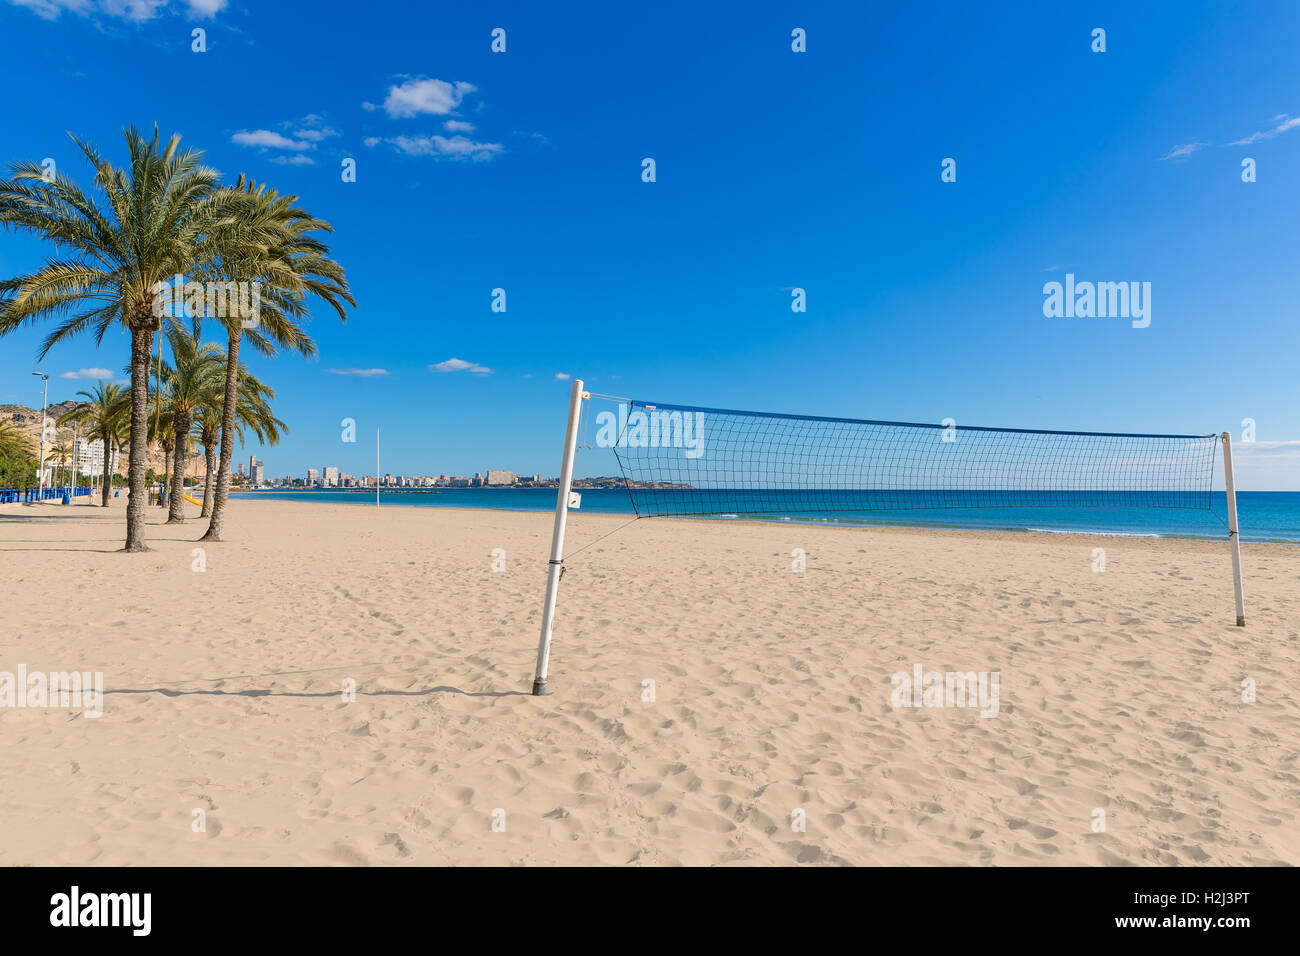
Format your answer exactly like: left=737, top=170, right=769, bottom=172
left=201, top=441, right=216, bottom=517
left=100, top=428, right=112, bottom=507
left=159, top=445, right=171, bottom=509
left=201, top=329, right=241, bottom=542
left=124, top=324, right=153, bottom=552
left=167, top=413, right=192, bottom=523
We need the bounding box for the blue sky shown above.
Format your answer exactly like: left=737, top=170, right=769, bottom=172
left=1, top=0, right=1298, bottom=488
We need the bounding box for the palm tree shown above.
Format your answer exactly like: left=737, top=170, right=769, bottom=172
left=128, top=352, right=173, bottom=509
left=57, top=382, right=127, bottom=507
left=145, top=399, right=175, bottom=511
left=192, top=363, right=285, bottom=518
left=199, top=176, right=353, bottom=542
left=50, top=442, right=71, bottom=488
left=192, top=407, right=223, bottom=518
left=0, top=419, right=32, bottom=460
left=142, top=327, right=224, bottom=523
left=168, top=336, right=223, bottom=522
left=0, top=126, right=236, bottom=551
left=0, top=420, right=36, bottom=492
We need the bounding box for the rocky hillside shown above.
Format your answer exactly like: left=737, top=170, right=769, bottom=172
left=0, top=400, right=203, bottom=477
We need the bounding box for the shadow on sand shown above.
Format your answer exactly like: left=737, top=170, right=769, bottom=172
left=1, top=507, right=207, bottom=552
left=103, top=685, right=528, bottom=699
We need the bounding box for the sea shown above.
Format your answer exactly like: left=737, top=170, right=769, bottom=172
left=230, top=489, right=1300, bottom=544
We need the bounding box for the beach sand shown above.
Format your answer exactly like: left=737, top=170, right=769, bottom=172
left=1, top=496, right=1296, bottom=866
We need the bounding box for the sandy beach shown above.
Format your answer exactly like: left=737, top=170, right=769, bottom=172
left=1, top=497, right=1297, bottom=866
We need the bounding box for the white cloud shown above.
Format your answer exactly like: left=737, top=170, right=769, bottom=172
left=1226, top=114, right=1300, bottom=146
left=185, top=0, right=225, bottom=16
left=291, top=115, right=339, bottom=143
left=232, top=129, right=312, bottom=151
left=1160, top=142, right=1206, bottom=161
left=326, top=368, right=389, bottom=377
left=1232, top=440, right=1300, bottom=458
left=373, top=78, right=477, bottom=118
left=109, top=1, right=165, bottom=19
left=362, top=80, right=501, bottom=161
left=232, top=117, right=337, bottom=158
left=8, top=0, right=93, bottom=17
left=375, top=134, right=503, bottom=162
left=430, top=358, right=493, bottom=375
left=59, top=367, right=114, bottom=380
left=554, top=372, right=570, bottom=380
left=293, top=126, right=338, bottom=143
left=1226, top=440, right=1300, bottom=491
left=8, top=0, right=223, bottom=20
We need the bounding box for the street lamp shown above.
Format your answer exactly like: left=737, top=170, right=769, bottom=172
left=31, top=372, right=48, bottom=497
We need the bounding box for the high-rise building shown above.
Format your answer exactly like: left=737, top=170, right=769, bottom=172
left=252, top=460, right=264, bottom=485
left=487, top=470, right=517, bottom=486
left=72, top=438, right=119, bottom=477
left=307, top=468, right=319, bottom=485
left=324, top=466, right=340, bottom=487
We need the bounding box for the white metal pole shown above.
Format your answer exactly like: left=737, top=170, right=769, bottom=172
left=532, top=378, right=585, bottom=696
left=1221, top=433, right=1245, bottom=627
left=33, top=373, right=48, bottom=497
left=376, top=427, right=380, bottom=508
left=41, top=374, right=48, bottom=496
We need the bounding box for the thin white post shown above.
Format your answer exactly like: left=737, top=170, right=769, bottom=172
left=1221, top=432, right=1245, bottom=627
left=33, top=372, right=48, bottom=497
left=533, top=378, right=585, bottom=696
left=376, top=426, right=380, bottom=508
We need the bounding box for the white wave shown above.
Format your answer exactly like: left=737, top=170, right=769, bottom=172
left=1027, top=528, right=1162, bottom=538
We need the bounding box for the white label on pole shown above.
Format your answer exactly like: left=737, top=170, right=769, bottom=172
left=567, top=492, right=581, bottom=509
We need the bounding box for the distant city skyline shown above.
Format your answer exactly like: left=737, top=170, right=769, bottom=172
left=247, top=465, right=543, bottom=489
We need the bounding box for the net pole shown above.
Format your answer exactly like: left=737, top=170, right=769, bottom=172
left=1221, top=432, right=1246, bottom=626
left=532, top=378, right=585, bottom=696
